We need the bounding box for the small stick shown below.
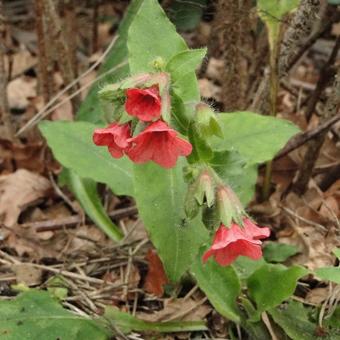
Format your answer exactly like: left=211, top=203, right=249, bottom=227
left=23, top=206, right=138, bottom=232
left=274, top=113, right=340, bottom=160
left=44, top=0, right=80, bottom=112
left=292, top=40, right=340, bottom=195
left=34, top=0, right=53, bottom=102
left=0, top=0, right=15, bottom=140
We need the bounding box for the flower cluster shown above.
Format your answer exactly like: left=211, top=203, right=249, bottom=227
left=93, top=84, right=192, bottom=168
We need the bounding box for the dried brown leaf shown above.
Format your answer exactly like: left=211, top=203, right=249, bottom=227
left=0, top=169, right=51, bottom=226
left=144, top=249, right=168, bottom=297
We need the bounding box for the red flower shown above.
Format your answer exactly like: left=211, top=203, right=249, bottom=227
left=93, top=123, right=131, bottom=158
left=202, top=221, right=270, bottom=266
left=127, top=120, right=192, bottom=169
left=125, top=86, right=161, bottom=121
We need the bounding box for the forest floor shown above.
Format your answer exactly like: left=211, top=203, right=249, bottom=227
left=0, top=1, right=339, bottom=339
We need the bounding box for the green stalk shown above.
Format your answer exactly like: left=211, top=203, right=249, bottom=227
left=262, top=26, right=281, bottom=200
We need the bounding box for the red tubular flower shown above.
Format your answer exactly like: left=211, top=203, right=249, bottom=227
left=93, top=123, right=131, bottom=158
left=125, top=86, right=161, bottom=121
left=203, top=221, right=270, bottom=266
left=127, top=120, right=192, bottom=169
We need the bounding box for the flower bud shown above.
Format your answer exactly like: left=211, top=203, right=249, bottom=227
left=216, top=185, right=244, bottom=227
left=195, top=170, right=215, bottom=207
left=195, top=103, right=223, bottom=139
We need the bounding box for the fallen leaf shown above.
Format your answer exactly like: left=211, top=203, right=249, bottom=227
left=7, top=76, right=36, bottom=110
left=0, top=169, right=51, bottom=226
left=144, top=249, right=169, bottom=297
left=138, top=297, right=211, bottom=322
left=13, top=264, right=42, bottom=286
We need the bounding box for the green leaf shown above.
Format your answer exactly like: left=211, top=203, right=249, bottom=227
left=127, top=0, right=187, bottom=74
left=247, top=264, right=308, bottom=315
left=211, top=112, right=299, bottom=164
left=191, top=248, right=241, bottom=323
left=268, top=301, right=317, bottom=340
left=209, top=150, right=258, bottom=205
left=77, top=0, right=143, bottom=123
left=0, top=291, right=109, bottom=340
left=166, top=48, right=206, bottom=101
left=257, top=0, right=300, bottom=50
left=39, top=121, right=134, bottom=196
left=60, top=169, right=123, bottom=241
left=168, top=0, right=207, bottom=31
left=133, top=161, right=208, bottom=282
left=258, top=0, right=300, bottom=22
left=315, top=267, right=340, bottom=284
left=188, top=123, right=213, bottom=162
left=104, top=307, right=207, bottom=334
left=333, top=247, right=340, bottom=259
left=328, top=0, right=340, bottom=4
left=233, top=257, right=266, bottom=280
left=263, top=242, right=299, bottom=263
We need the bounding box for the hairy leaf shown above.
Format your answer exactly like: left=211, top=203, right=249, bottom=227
left=0, top=291, right=109, bottom=340
left=269, top=301, right=316, bottom=340
left=211, top=112, right=299, bottom=164
left=127, top=0, right=187, bottom=74
left=39, top=121, right=134, bottom=196
left=60, top=170, right=123, bottom=241
left=191, top=248, right=241, bottom=323
left=133, top=161, right=208, bottom=282
left=247, top=264, right=308, bottom=316
left=263, top=242, right=299, bottom=263
left=104, top=307, right=207, bottom=334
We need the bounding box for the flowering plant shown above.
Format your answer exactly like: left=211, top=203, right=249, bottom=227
left=40, top=0, right=307, bottom=332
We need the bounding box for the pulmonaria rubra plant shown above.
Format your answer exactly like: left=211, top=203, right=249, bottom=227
left=93, top=69, right=270, bottom=266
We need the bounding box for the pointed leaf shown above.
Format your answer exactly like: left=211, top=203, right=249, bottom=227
left=104, top=307, right=207, bottom=334
left=133, top=161, right=208, bottom=282
left=247, top=264, right=308, bottom=315
left=127, top=0, right=187, bottom=74
left=211, top=112, right=299, bottom=164
left=166, top=48, right=206, bottom=101
left=60, top=170, right=123, bottom=241
left=39, top=121, right=134, bottom=196
left=315, top=267, right=340, bottom=284
left=268, top=301, right=317, bottom=340
left=263, top=242, right=299, bottom=263
left=191, top=248, right=241, bottom=323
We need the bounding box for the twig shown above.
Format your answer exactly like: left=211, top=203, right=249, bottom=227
left=34, top=0, right=53, bottom=102
left=262, top=311, right=279, bottom=340
left=274, top=112, right=340, bottom=160
left=305, top=36, right=340, bottom=122
left=164, top=297, right=208, bottom=322
left=281, top=206, right=327, bottom=232
left=292, top=41, right=340, bottom=195
left=16, top=39, right=122, bottom=136
left=44, top=0, right=80, bottom=112
left=0, top=0, right=14, bottom=140
left=24, top=206, right=138, bottom=232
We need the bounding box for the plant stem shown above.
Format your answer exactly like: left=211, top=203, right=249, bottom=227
left=262, top=31, right=280, bottom=200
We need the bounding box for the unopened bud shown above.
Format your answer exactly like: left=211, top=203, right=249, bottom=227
left=195, top=170, right=215, bottom=207
left=195, top=103, right=223, bottom=139
left=216, top=185, right=244, bottom=227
